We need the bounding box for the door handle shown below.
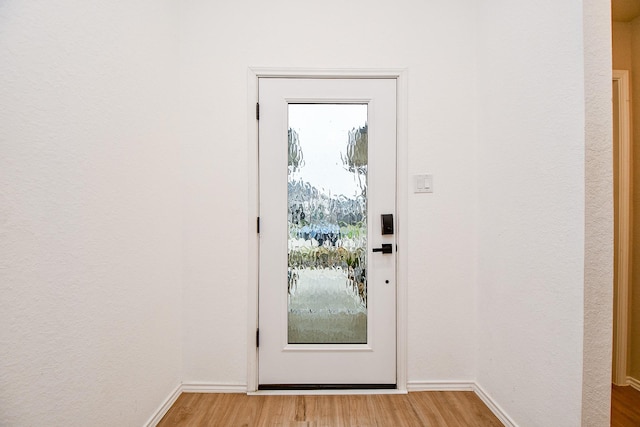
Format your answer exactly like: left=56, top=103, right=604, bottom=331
left=372, top=244, right=393, bottom=254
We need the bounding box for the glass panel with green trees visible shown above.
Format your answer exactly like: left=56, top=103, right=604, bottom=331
left=287, top=104, right=368, bottom=344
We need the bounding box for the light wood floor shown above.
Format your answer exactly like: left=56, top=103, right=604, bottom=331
left=157, top=391, right=503, bottom=426
left=611, top=384, right=640, bottom=427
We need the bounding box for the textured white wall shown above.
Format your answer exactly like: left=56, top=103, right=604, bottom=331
left=0, top=1, right=182, bottom=426
left=179, top=0, right=479, bottom=385
left=180, top=3, right=613, bottom=423
left=475, top=1, right=601, bottom=425
left=0, top=1, right=613, bottom=425
left=582, top=1, right=613, bottom=425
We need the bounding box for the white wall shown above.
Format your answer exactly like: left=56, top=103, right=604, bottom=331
left=180, top=2, right=613, bottom=424
left=475, top=0, right=611, bottom=426
left=0, top=1, right=182, bottom=425
left=179, top=0, right=479, bottom=385
left=0, top=0, right=613, bottom=425
left=582, top=0, right=613, bottom=424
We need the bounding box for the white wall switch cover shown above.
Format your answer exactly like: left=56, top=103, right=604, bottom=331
left=414, top=174, right=433, bottom=193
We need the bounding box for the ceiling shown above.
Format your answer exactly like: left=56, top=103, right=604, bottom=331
left=612, top=0, right=640, bottom=21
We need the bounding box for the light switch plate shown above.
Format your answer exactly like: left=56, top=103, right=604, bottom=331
left=414, top=174, right=433, bottom=193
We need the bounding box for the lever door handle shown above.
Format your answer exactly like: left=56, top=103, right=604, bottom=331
left=372, top=244, right=393, bottom=254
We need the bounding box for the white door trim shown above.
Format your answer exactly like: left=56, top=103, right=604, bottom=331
left=612, top=69, right=631, bottom=386
left=247, top=67, right=408, bottom=393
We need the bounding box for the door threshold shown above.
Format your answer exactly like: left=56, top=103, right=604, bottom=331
left=250, top=385, right=405, bottom=396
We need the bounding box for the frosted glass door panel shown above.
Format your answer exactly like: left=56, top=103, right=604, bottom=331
left=287, top=104, right=368, bottom=344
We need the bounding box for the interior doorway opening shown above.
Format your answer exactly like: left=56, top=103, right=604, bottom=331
left=611, top=0, right=640, bottom=422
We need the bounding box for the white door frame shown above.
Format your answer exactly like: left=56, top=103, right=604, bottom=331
left=612, top=69, right=631, bottom=386
left=246, top=68, right=408, bottom=393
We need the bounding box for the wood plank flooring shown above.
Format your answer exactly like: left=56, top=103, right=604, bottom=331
left=157, top=391, right=503, bottom=426
left=611, top=384, right=640, bottom=427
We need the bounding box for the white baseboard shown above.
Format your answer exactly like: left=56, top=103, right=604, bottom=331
left=144, top=383, right=182, bottom=427
left=406, top=381, right=515, bottom=426
left=181, top=382, right=247, bottom=393
left=144, top=382, right=247, bottom=427
left=627, top=376, right=640, bottom=392
left=406, top=380, right=475, bottom=391
left=473, top=383, right=517, bottom=427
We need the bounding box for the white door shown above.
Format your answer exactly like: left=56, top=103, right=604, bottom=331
left=258, top=78, right=396, bottom=387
